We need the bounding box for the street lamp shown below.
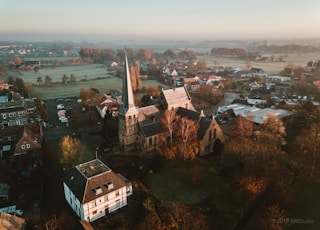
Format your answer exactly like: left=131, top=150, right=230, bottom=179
left=95, top=147, right=99, bottom=159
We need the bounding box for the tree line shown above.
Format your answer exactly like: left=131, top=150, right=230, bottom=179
left=79, top=47, right=198, bottom=64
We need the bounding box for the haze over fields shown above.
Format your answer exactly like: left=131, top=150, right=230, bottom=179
left=1, top=0, right=320, bottom=42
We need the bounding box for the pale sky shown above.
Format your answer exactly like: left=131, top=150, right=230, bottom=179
left=1, top=0, right=320, bottom=41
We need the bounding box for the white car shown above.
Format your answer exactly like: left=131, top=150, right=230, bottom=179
left=15, top=209, right=23, bottom=216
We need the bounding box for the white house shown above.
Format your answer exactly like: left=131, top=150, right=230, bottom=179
left=63, top=159, right=133, bottom=222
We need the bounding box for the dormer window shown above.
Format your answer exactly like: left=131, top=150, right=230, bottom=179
left=93, top=186, right=102, bottom=195
left=105, top=181, right=114, bottom=190
left=21, top=144, right=25, bottom=149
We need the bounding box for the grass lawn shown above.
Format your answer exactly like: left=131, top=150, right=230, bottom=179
left=147, top=160, right=223, bottom=206
left=31, top=78, right=167, bottom=100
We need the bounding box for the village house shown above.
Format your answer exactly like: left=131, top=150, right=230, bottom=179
left=0, top=124, right=42, bottom=158
left=183, top=77, right=200, bottom=91
left=0, top=92, right=36, bottom=127
left=63, top=159, right=133, bottom=222
left=95, top=94, right=120, bottom=118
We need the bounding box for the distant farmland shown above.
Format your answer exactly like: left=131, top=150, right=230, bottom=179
left=10, top=52, right=319, bottom=99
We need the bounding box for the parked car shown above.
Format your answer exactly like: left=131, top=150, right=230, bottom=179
left=71, top=132, right=81, bottom=138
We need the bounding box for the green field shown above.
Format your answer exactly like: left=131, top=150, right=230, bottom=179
left=30, top=77, right=167, bottom=100
left=10, top=52, right=319, bottom=99
left=203, top=52, right=320, bottom=74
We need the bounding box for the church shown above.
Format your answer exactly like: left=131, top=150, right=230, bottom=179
left=118, top=53, right=224, bottom=155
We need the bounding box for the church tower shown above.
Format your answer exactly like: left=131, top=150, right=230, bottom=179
left=118, top=52, right=139, bottom=152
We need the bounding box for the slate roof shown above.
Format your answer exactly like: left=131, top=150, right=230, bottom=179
left=175, top=107, right=214, bottom=140
left=175, top=107, right=200, bottom=121
left=198, top=117, right=212, bottom=139
left=140, top=121, right=162, bottom=137
left=63, top=159, right=129, bottom=204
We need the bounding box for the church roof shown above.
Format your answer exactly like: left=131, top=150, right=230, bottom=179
left=118, top=52, right=137, bottom=115
left=137, top=105, right=160, bottom=122
left=140, top=121, right=162, bottom=137
left=160, top=87, right=194, bottom=111
left=175, top=107, right=213, bottom=140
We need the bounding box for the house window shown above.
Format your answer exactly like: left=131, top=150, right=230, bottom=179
left=149, top=137, right=152, bottom=146
left=213, top=129, right=217, bottom=139
left=93, top=210, right=97, bottom=215
left=21, top=145, right=25, bottom=149
left=92, top=201, right=96, bottom=207
left=26, top=144, right=30, bottom=148
left=209, top=130, right=212, bottom=141
left=2, top=114, right=6, bottom=119
left=13, top=113, right=16, bottom=117
left=116, top=190, right=119, bottom=196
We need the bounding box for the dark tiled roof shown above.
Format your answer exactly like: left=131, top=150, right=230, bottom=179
left=198, top=117, right=212, bottom=139
left=175, top=107, right=200, bottom=121
left=140, top=121, right=162, bottom=137
left=0, top=106, right=25, bottom=113
left=63, top=168, right=87, bottom=203
left=63, top=159, right=129, bottom=204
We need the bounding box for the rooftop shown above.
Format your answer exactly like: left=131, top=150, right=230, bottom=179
left=76, top=159, right=111, bottom=178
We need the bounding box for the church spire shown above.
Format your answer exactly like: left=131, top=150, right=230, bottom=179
left=120, top=51, right=137, bottom=115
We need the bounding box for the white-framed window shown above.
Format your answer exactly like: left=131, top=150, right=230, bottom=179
left=2, top=114, right=6, bottom=119
left=26, top=144, right=30, bottom=148
left=21, top=145, right=25, bottom=149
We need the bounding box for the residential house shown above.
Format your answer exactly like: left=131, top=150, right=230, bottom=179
left=63, top=159, right=133, bottom=222
left=0, top=100, right=27, bottom=127
left=0, top=126, right=20, bottom=158
left=14, top=125, right=42, bottom=156
left=183, top=77, right=200, bottom=91
left=95, top=94, right=120, bottom=118
left=0, top=124, right=43, bottom=158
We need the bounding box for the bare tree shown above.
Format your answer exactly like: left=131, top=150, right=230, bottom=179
left=62, top=74, right=68, bottom=84
left=296, top=123, right=320, bottom=177
left=160, top=110, right=176, bottom=148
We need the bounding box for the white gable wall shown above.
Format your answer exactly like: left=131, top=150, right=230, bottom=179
left=64, top=182, right=132, bottom=222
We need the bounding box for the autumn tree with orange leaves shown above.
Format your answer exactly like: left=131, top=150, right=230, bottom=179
left=59, top=135, right=83, bottom=171
left=157, top=112, right=199, bottom=160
